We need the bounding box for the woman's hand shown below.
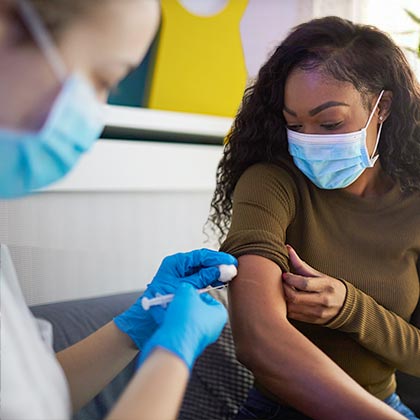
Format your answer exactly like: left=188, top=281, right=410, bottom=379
left=282, top=245, right=347, bottom=324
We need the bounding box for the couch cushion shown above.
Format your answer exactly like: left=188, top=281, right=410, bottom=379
left=179, top=325, right=254, bottom=419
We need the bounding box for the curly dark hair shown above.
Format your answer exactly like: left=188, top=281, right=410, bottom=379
left=208, top=16, right=420, bottom=242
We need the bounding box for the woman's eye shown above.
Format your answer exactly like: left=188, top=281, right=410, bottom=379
left=287, top=124, right=303, bottom=132
left=321, top=121, right=343, bottom=130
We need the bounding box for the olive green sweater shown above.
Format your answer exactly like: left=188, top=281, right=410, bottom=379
left=221, top=158, right=420, bottom=400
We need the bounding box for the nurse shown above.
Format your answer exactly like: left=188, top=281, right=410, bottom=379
left=0, top=1, right=235, bottom=419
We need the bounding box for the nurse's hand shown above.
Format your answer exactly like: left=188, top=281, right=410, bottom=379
left=114, top=249, right=236, bottom=349
left=146, top=248, right=236, bottom=296
left=140, top=282, right=228, bottom=370
left=282, top=245, right=346, bottom=324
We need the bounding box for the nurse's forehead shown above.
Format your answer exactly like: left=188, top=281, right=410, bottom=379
left=57, top=1, right=159, bottom=68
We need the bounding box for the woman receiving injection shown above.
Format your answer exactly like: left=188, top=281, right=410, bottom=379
left=0, top=1, right=237, bottom=419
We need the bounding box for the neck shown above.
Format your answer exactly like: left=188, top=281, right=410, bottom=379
left=344, top=161, right=394, bottom=198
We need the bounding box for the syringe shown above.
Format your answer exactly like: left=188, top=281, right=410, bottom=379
left=141, top=284, right=228, bottom=310
left=141, top=263, right=237, bottom=310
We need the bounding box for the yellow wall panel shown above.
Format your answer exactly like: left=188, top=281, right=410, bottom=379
left=149, top=0, right=248, bottom=117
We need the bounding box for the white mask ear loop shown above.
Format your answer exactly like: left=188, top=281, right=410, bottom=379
left=365, top=90, right=385, bottom=129
left=17, top=0, right=67, bottom=82
left=364, top=90, right=385, bottom=163
left=371, top=121, right=383, bottom=160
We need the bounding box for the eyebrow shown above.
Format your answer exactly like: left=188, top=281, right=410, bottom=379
left=283, top=101, right=350, bottom=117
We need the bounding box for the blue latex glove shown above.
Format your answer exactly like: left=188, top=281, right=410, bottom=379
left=114, top=249, right=236, bottom=349
left=139, top=282, right=228, bottom=370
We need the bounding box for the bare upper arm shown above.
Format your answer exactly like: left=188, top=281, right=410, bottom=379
left=228, top=254, right=289, bottom=354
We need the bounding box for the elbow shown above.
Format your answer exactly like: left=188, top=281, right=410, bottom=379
left=234, top=341, right=256, bottom=370
left=232, top=329, right=271, bottom=373
left=232, top=319, right=296, bottom=374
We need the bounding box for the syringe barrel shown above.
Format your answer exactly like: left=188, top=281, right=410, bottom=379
left=141, top=293, right=175, bottom=310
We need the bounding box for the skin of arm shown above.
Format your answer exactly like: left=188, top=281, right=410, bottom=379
left=106, top=348, right=189, bottom=420
left=56, top=321, right=139, bottom=412
left=230, top=254, right=405, bottom=420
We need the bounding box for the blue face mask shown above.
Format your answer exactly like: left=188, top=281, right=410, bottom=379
left=0, top=0, right=104, bottom=199
left=287, top=90, right=384, bottom=190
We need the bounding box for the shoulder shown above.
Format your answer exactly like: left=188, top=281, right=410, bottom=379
left=235, top=158, right=305, bottom=199
left=240, top=158, right=298, bottom=179
left=402, top=188, right=420, bottom=220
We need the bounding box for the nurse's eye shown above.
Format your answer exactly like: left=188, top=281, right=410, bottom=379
left=321, top=121, right=343, bottom=130
left=92, top=75, right=118, bottom=94
left=100, top=79, right=116, bottom=92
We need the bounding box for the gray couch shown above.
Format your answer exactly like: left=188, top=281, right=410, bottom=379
left=30, top=291, right=420, bottom=420
left=30, top=290, right=254, bottom=420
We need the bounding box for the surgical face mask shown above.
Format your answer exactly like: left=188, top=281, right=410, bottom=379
left=0, top=0, right=104, bottom=198
left=287, top=90, right=384, bottom=190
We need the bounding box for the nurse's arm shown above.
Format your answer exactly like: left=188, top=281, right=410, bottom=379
left=106, top=348, right=189, bottom=420
left=231, top=254, right=404, bottom=420
left=56, top=321, right=138, bottom=412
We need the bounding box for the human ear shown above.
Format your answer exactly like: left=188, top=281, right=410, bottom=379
left=378, top=90, right=393, bottom=122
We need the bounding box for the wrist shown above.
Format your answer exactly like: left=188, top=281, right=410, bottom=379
left=110, top=320, right=139, bottom=351
left=139, top=327, right=197, bottom=371
left=113, top=304, right=157, bottom=350
left=324, top=279, right=356, bottom=329
left=141, top=347, right=190, bottom=375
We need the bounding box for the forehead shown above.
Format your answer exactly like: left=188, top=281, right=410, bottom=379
left=58, top=1, right=159, bottom=66
left=284, top=68, right=362, bottom=112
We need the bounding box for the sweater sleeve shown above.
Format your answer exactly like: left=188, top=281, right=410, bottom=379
left=220, top=163, right=298, bottom=273
left=325, top=278, right=420, bottom=377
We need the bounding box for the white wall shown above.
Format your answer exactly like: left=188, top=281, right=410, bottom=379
left=0, top=139, right=223, bottom=305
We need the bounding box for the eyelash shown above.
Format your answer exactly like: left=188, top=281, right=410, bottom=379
left=101, top=80, right=115, bottom=91
left=287, top=125, right=303, bottom=131
left=321, top=121, right=343, bottom=130
left=287, top=121, right=343, bottom=131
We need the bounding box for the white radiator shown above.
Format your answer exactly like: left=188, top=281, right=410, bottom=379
left=0, top=136, right=225, bottom=305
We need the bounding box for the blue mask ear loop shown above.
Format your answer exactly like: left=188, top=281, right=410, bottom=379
left=16, top=0, right=67, bottom=83
left=364, top=90, right=385, bottom=164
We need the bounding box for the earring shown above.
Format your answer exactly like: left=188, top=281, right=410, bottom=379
left=379, top=116, right=383, bottom=121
